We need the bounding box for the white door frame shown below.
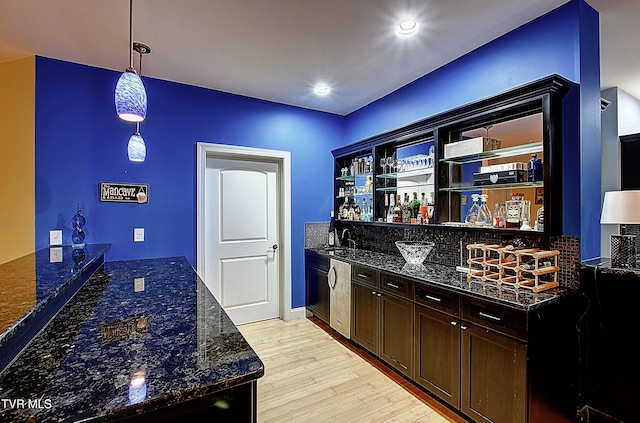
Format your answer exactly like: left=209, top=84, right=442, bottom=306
left=196, top=142, right=295, bottom=321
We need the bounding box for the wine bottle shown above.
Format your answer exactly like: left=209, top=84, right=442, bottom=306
left=386, top=194, right=395, bottom=223
left=328, top=211, right=336, bottom=247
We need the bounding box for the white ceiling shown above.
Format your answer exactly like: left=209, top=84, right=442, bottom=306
left=0, top=0, right=637, bottom=116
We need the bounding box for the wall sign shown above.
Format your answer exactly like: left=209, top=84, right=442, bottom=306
left=100, top=182, right=148, bottom=203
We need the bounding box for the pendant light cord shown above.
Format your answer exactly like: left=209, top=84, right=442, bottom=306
left=128, top=0, right=134, bottom=71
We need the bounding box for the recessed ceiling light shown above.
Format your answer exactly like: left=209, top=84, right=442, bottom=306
left=396, top=19, right=419, bottom=36
left=314, top=84, right=331, bottom=96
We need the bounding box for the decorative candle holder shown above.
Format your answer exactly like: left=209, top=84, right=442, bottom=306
left=71, top=204, right=87, bottom=248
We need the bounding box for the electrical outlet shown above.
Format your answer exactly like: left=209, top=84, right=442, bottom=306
left=134, top=228, right=144, bottom=242
left=49, top=247, right=63, bottom=263
left=50, top=230, right=63, bottom=246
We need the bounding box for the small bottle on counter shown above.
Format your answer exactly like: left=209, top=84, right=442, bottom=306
left=328, top=211, right=336, bottom=247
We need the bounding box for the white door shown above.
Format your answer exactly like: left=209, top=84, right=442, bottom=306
left=204, top=157, right=279, bottom=325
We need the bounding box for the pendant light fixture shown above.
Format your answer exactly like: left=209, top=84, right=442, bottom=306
left=128, top=122, right=146, bottom=162
left=115, top=0, right=147, bottom=122
left=127, top=42, right=150, bottom=162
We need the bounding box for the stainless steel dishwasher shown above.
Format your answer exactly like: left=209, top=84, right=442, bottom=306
left=327, top=259, right=351, bottom=339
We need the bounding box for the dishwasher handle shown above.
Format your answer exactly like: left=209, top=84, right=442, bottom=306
left=327, top=265, right=337, bottom=289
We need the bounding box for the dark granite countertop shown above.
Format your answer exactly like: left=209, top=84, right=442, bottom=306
left=308, top=247, right=570, bottom=311
left=581, top=257, right=640, bottom=277
left=0, top=244, right=111, bottom=346
left=0, top=256, right=264, bottom=422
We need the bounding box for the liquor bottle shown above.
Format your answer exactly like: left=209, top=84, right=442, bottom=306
left=410, top=192, right=421, bottom=219
left=477, top=194, right=492, bottom=226
left=528, top=153, right=543, bottom=181
left=386, top=194, right=395, bottom=223
left=393, top=195, right=402, bottom=223
left=426, top=193, right=435, bottom=224
left=536, top=206, right=544, bottom=232
left=464, top=194, right=480, bottom=225
left=493, top=203, right=505, bottom=228
left=328, top=211, right=336, bottom=247
left=420, top=193, right=428, bottom=223
left=505, top=193, right=522, bottom=229
left=401, top=193, right=411, bottom=223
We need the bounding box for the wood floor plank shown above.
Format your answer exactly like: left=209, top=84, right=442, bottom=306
left=239, top=317, right=468, bottom=423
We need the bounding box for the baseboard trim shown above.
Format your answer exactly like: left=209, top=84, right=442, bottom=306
left=284, top=307, right=306, bottom=321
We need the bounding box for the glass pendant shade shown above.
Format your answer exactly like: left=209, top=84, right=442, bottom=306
left=115, top=69, right=147, bottom=122
left=128, top=131, right=146, bottom=162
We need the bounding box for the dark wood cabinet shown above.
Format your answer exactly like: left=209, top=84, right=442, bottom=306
left=331, top=75, right=571, bottom=235
left=305, top=250, right=578, bottom=423
left=351, top=270, right=413, bottom=377
left=351, top=281, right=379, bottom=354
left=379, top=291, right=413, bottom=377
left=414, top=304, right=461, bottom=406
left=305, top=250, right=330, bottom=324
left=461, top=324, right=527, bottom=423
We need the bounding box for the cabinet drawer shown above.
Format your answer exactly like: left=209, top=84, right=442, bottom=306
left=305, top=250, right=329, bottom=272
left=352, top=265, right=379, bottom=288
left=380, top=272, right=412, bottom=299
left=462, top=299, right=527, bottom=341
left=414, top=283, right=460, bottom=317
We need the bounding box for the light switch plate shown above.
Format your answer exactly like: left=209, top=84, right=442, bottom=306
left=134, top=228, right=144, bottom=242
left=134, top=277, right=145, bottom=292
left=50, top=230, right=63, bottom=246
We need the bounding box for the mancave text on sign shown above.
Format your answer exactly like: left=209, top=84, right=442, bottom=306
left=100, top=183, right=148, bottom=204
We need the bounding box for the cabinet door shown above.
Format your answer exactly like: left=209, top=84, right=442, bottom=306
left=305, top=264, right=330, bottom=324
left=351, top=282, right=379, bottom=355
left=461, top=325, right=527, bottom=423
left=379, top=292, right=413, bottom=378
left=414, top=305, right=460, bottom=407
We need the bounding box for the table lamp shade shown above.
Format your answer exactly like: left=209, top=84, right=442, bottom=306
left=601, top=190, right=640, bottom=268
left=601, top=190, right=640, bottom=224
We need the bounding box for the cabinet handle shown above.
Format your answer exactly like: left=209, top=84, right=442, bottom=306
left=389, top=356, right=408, bottom=370
left=377, top=293, right=383, bottom=297
left=371, top=291, right=377, bottom=295
left=450, top=321, right=457, bottom=326
left=386, top=282, right=401, bottom=289
left=424, top=294, right=442, bottom=303
left=461, top=325, right=468, bottom=330
left=357, top=273, right=371, bottom=279
left=479, top=311, right=502, bottom=322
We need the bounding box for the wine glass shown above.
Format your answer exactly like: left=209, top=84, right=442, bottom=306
left=386, top=156, right=395, bottom=174
left=380, top=157, right=387, bottom=175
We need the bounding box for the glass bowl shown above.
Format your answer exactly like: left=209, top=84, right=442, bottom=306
left=395, top=241, right=435, bottom=264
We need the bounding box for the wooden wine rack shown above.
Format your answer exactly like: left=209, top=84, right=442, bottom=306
left=467, top=244, right=560, bottom=293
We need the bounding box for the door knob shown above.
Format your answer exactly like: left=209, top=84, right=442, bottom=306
left=272, top=244, right=278, bottom=250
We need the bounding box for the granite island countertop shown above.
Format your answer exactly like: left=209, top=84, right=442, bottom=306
left=0, top=256, right=264, bottom=422
left=309, top=247, right=571, bottom=311
left=0, top=244, right=111, bottom=342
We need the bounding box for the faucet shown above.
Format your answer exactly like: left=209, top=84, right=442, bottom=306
left=341, top=229, right=356, bottom=250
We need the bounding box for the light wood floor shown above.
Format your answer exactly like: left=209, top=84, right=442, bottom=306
left=239, top=317, right=468, bottom=423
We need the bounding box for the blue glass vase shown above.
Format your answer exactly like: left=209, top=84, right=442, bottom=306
left=71, top=204, right=87, bottom=248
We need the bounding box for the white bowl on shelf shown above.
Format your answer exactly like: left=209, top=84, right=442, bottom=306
left=395, top=241, right=435, bottom=264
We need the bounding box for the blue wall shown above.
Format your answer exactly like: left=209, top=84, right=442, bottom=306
left=344, top=0, right=600, bottom=256
left=35, top=57, right=344, bottom=308
left=33, top=0, right=601, bottom=310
